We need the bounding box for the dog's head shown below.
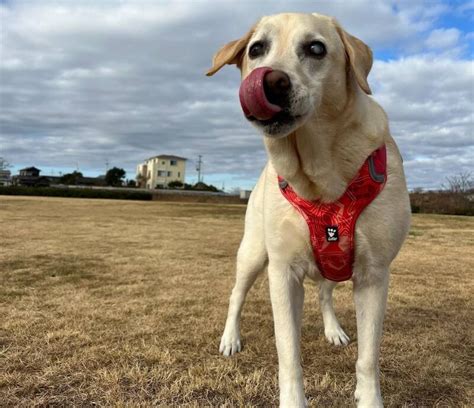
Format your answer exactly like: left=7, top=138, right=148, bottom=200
left=207, top=13, right=373, bottom=138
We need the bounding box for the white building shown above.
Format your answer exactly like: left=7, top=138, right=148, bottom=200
left=136, top=155, right=187, bottom=189
left=0, top=170, right=12, bottom=186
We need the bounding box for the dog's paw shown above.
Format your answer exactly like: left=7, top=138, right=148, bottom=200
left=354, top=388, right=383, bottom=408
left=324, top=324, right=350, bottom=346
left=219, top=330, right=242, bottom=357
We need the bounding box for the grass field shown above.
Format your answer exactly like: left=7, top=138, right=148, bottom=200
left=1, top=196, right=473, bottom=407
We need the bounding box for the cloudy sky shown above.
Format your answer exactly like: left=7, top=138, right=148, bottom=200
left=1, top=0, right=473, bottom=190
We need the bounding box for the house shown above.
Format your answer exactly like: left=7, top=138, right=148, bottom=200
left=0, top=170, right=12, bottom=186
left=13, top=166, right=61, bottom=187
left=11, top=166, right=108, bottom=187
left=13, top=167, right=48, bottom=187
left=136, top=155, right=187, bottom=189
left=19, top=166, right=41, bottom=177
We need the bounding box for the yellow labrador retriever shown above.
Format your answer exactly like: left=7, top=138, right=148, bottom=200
left=207, top=12, right=410, bottom=407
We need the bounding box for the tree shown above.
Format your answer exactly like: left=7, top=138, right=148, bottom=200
left=0, top=157, right=12, bottom=170
left=192, top=181, right=221, bottom=192
left=126, top=179, right=136, bottom=187
left=443, top=171, right=473, bottom=193
left=105, top=167, right=126, bottom=186
left=60, top=171, right=83, bottom=185
left=136, top=173, right=148, bottom=188
left=168, top=180, right=183, bottom=189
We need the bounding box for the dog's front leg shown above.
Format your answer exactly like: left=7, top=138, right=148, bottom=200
left=353, top=272, right=389, bottom=408
left=268, top=260, right=306, bottom=407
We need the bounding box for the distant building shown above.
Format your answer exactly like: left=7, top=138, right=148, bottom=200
left=12, top=167, right=104, bottom=187
left=240, top=189, right=252, bottom=199
left=0, top=170, right=12, bottom=186
left=136, top=154, right=187, bottom=189
left=13, top=167, right=48, bottom=187
left=19, top=166, right=41, bottom=177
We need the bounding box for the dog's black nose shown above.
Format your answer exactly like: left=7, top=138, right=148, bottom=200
left=264, top=70, right=291, bottom=107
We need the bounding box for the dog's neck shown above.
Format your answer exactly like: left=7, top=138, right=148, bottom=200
left=264, top=90, right=387, bottom=202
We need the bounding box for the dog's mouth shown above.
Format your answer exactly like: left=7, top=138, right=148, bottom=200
left=247, top=109, right=307, bottom=138
left=239, top=67, right=308, bottom=136
left=239, top=67, right=282, bottom=121
left=247, top=109, right=301, bottom=126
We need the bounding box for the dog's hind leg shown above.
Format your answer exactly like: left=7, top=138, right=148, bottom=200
left=219, top=221, right=267, bottom=357
left=319, top=280, right=350, bottom=346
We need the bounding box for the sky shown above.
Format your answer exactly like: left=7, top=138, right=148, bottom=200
left=0, top=0, right=473, bottom=191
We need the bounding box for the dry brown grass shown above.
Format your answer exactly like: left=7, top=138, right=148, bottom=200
left=0, top=196, right=473, bottom=407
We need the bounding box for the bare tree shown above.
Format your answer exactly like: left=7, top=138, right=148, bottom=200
left=443, top=171, right=473, bottom=193
left=0, top=157, right=12, bottom=170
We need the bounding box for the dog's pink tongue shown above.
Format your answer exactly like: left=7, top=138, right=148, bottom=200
left=239, top=67, right=282, bottom=120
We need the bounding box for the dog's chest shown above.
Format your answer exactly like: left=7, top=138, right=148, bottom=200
left=276, top=145, right=387, bottom=282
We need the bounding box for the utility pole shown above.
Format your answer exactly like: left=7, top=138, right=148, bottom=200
left=196, top=155, right=203, bottom=183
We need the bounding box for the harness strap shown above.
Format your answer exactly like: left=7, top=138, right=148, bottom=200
left=278, top=145, right=387, bottom=282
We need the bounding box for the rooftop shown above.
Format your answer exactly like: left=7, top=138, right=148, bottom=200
left=146, top=154, right=187, bottom=161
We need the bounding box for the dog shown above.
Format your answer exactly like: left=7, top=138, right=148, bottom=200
left=207, top=12, right=410, bottom=407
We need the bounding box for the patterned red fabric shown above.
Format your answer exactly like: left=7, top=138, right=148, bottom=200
left=278, top=145, right=387, bottom=282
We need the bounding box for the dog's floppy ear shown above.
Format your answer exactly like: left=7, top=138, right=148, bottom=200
left=334, top=22, right=373, bottom=94
left=206, top=27, right=255, bottom=76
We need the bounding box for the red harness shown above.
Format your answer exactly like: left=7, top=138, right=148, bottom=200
left=278, top=145, right=387, bottom=282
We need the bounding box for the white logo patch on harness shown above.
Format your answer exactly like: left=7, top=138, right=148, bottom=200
left=326, top=226, right=339, bottom=242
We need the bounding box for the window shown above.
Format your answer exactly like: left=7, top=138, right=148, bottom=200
left=178, top=172, right=181, bottom=177
left=158, top=170, right=167, bottom=177
left=167, top=171, right=172, bottom=177
left=162, top=161, right=166, bottom=165
left=170, top=160, right=177, bottom=166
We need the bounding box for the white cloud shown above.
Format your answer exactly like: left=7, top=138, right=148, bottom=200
left=372, top=56, right=474, bottom=188
left=456, top=0, right=474, bottom=13
left=425, top=28, right=461, bottom=49
left=465, top=31, right=474, bottom=40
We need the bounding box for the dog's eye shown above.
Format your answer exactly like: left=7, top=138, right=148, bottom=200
left=307, top=41, right=327, bottom=58
left=249, top=41, right=265, bottom=59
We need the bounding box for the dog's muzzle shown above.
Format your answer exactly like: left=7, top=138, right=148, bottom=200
left=239, top=67, right=291, bottom=121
